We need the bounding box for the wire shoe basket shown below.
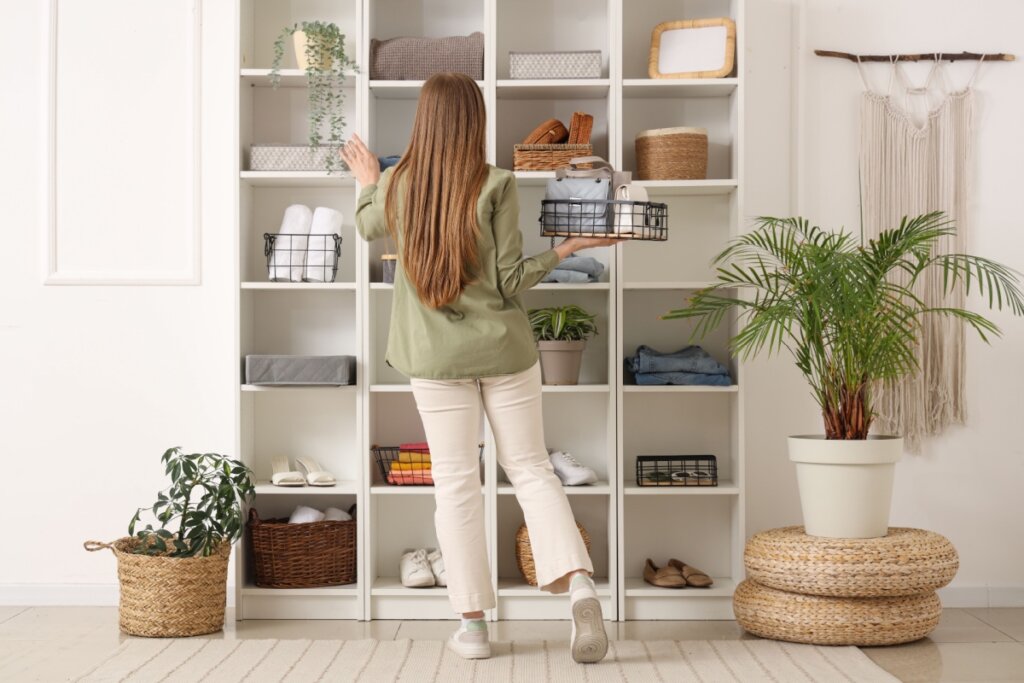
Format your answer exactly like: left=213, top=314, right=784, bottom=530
left=636, top=455, right=718, bottom=487
left=264, top=233, right=342, bottom=283
left=540, top=199, right=668, bottom=241
left=372, top=443, right=484, bottom=486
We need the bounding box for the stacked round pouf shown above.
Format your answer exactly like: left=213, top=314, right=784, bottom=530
left=734, top=526, right=958, bottom=646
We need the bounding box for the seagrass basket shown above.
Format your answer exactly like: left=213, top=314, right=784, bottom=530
left=84, top=537, right=231, bottom=637
left=515, top=521, right=591, bottom=586
left=248, top=508, right=357, bottom=588
left=513, top=144, right=593, bottom=171
left=636, top=127, right=708, bottom=180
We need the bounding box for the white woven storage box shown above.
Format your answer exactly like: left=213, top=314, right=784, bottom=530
left=509, top=51, right=601, bottom=79
left=249, top=145, right=345, bottom=172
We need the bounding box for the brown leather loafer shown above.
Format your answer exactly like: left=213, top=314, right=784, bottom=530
left=668, top=559, right=714, bottom=587
left=643, top=558, right=687, bottom=588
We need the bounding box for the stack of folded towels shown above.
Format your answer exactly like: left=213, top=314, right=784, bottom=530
left=387, top=442, right=433, bottom=485
left=625, top=345, right=732, bottom=386
left=541, top=255, right=605, bottom=284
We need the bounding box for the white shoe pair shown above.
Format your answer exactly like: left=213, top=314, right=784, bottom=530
left=399, top=548, right=446, bottom=587
left=271, top=456, right=336, bottom=487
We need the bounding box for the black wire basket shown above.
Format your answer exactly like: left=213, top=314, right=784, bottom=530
left=372, top=443, right=485, bottom=486
left=264, top=233, right=342, bottom=283
left=636, top=455, right=718, bottom=487
left=540, top=199, right=668, bottom=240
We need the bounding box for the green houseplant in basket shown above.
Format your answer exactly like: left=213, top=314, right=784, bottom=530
left=663, top=212, right=1023, bottom=538
left=271, top=21, right=357, bottom=173
left=86, top=447, right=255, bottom=637
left=529, top=304, right=598, bottom=385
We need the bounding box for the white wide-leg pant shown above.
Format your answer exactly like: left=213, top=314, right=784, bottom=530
left=410, top=362, right=593, bottom=613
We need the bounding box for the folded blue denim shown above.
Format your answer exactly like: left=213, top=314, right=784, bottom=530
left=627, top=345, right=729, bottom=376
left=378, top=155, right=402, bottom=170
left=554, top=255, right=605, bottom=277
left=630, top=369, right=733, bottom=386
left=542, top=269, right=592, bottom=284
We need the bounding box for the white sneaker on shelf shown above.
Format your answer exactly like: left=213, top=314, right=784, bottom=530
left=549, top=450, right=599, bottom=486
left=569, top=574, right=608, bottom=663
left=447, top=620, right=490, bottom=660
left=399, top=549, right=435, bottom=588
left=427, top=548, right=447, bottom=587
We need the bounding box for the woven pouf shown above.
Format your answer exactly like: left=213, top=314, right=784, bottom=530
left=733, top=579, right=942, bottom=646
left=745, top=526, right=959, bottom=598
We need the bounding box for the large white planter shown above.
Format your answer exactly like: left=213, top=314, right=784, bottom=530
left=788, top=435, right=903, bottom=539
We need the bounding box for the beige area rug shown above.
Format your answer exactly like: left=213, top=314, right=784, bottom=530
left=75, top=638, right=899, bottom=682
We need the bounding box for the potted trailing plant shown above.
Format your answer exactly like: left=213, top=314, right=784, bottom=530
left=271, top=21, right=356, bottom=173
left=85, top=447, right=255, bottom=636
left=664, top=213, right=1022, bottom=538
left=529, top=304, right=598, bottom=385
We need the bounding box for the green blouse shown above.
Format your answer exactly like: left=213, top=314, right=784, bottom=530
left=356, top=165, right=560, bottom=380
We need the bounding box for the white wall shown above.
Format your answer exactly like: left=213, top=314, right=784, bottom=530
left=745, top=0, right=1024, bottom=606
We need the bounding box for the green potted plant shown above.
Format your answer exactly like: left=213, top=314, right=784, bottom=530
left=271, top=21, right=357, bottom=173
left=664, top=213, right=1023, bottom=538
left=86, top=447, right=255, bottom=637
left=529, top=304, right=598, bottom=385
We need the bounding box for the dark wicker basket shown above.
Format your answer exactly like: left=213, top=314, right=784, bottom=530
left=248, top=508, right=357, bottom=588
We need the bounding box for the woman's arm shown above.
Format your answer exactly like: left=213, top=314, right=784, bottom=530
left=343, top=135, right=388, bottom=242
left=493, top=175, right=561, bottom=298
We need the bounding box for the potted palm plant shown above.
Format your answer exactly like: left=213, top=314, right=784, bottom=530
left=529, top=304, right=598, bottom=385
left=664, top=213, right=1023, bottom=538
left=86, top=448, right=255, bottom=636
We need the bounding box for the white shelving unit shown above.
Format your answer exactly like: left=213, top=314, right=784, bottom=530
left=234, top=0, right=744, bottom=622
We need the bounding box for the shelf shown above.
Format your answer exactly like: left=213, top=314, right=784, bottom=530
left=241, top=68, right=358, bottom=88
left=240, top=585, right=359, bottom=597
left=498, top=482, right=610, bottom=495
left=242, top=384, right=358, bottom=392
left=623, top=481, right=739, bottom=496
left=532, top=283, right=611, bottom=291
left=371, top=485, right=484, bottom=495
left=623, top=78, right=738, bottom=99
left=496, top=79, right=610, bottom=100
left=369, top=384, right=412, bottom=392
left=254, top=481, right=360, bottom=496
left=369, top=283, right=394, bottom=290
left=497, top=577, right=611, bottom=597
left=633, top=179, right=738, bottom=196
left=623, top=577, right=737, bottom=598
left=370, top=80, right=486, bottom=99
left=241, top=282, right=357, bottom=290
left=622, top=281, right=716, bottom=290
left=371, top=578, right=449, bottom=596
left=622, top=384, right=739, bottom=393
left=240, top=171, right=355, bottom=188
left=542, top=384, right=610, bottom=392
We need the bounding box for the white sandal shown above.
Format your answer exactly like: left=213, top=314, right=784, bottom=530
left=295, top=456, right=336, bottom=487
left=271, top=456, right=306, bottom=487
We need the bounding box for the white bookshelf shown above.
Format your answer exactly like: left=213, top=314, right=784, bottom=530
left=235, top=0, right=744, bottom=623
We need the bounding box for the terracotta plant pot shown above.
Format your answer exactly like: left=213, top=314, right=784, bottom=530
left=537, top=340, right=586, bottom=385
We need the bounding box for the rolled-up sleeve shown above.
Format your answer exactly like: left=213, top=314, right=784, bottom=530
left=355, top=168, right=392, bottom=242
left=492, top=175, right=560, bottom=298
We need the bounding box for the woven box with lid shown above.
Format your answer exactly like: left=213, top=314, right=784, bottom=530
left=635, top=127, right=708, bottom=180
left=509, top=51, right=602, bottom=79
left=249, top=144, right=345, bottom=172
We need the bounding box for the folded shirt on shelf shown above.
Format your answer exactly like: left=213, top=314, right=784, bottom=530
left=541, top=255, right=605, bottom=284
left=390, top=461, right=431, bottom=471
left=387, top=470, right=434, bottom=485
left=625, top=345, right=733, bottom=386
left=398, top=442, right=431, bottom=463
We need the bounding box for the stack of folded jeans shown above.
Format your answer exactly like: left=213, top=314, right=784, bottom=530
left=625, top=345, right=732, bottom=386
left=541, top=255, right=604, bottom=284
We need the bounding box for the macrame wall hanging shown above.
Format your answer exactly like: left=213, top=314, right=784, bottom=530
left=815, top=50, right=1015, bottom=449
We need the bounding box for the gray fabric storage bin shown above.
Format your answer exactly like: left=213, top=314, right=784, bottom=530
left=245, top=355, right=356, bottom=386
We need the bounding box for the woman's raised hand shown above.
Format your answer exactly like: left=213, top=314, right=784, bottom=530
left=554, top=236, right=628, bottom=261
left=341, top=134, right=381, bottom=187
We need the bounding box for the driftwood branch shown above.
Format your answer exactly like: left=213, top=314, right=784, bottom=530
left=814, top=50, right=1015, bottom=63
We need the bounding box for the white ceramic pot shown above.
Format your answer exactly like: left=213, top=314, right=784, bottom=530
left=788, top=435, right=903, bottom=539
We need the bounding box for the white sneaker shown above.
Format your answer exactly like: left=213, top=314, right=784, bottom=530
left=399, top=549, right=435, bottom=588
left=549, top=450, right=598, bottom=486
left=427, top=548, right=447, bottom=587
left=569, top=574, right=608, bottom=663
left=448, top=620, right=490, bottom=659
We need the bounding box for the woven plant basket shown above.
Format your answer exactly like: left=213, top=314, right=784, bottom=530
left=733, top=579, right=941, bottom=646
left=513, top=144, right=593, bottom=171
left=248, top=508, right=357, bottom=588
left=515, top=521, right=591, bottom=587
left=635, top=127, right=708, bottom=180
left=744, top=526, right=959, bottom=598
left=84, top=537, right=230, bottom=637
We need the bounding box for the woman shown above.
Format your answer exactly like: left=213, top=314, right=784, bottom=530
left=343, top=72, right=620, bottom=664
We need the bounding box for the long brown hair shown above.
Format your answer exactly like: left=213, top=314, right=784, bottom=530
left=385, top=73, right=489, bottom=309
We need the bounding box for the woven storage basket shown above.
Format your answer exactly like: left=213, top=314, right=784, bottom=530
left=248, top=508, right=357, bottom=588
left=733, top=579, right=941, bottom=646
left=515, top=521, right=591, bottom=587
left=84, top=537, right=230, bottom=637
left=745, top=526, right=958, bottom=598
left=635, top=127, right=708, bottom=180
left=513, top=144, right=593, bottom=171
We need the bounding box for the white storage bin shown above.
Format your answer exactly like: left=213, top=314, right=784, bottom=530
left=509, top=51, right=601, bottom=79
left=249, top=145, right=345, bottom=172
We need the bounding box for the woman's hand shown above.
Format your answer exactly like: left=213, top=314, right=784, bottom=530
left=341, top=134, right=381, bottom=187
left=554, top=236, right=628, bottom=261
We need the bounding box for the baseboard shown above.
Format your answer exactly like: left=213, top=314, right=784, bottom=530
left=0, top=584, right=236, bottom=607
left=939, top=584, right=1024, bottom=608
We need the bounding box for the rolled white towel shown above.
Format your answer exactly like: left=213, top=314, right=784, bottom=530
left=304, top=207, right=344, bottom=282
left=323, top=507, right=352, bottom=522
left=269, top=204, right=313, bottom=282
left=288, top=504, right=325, bottom=524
